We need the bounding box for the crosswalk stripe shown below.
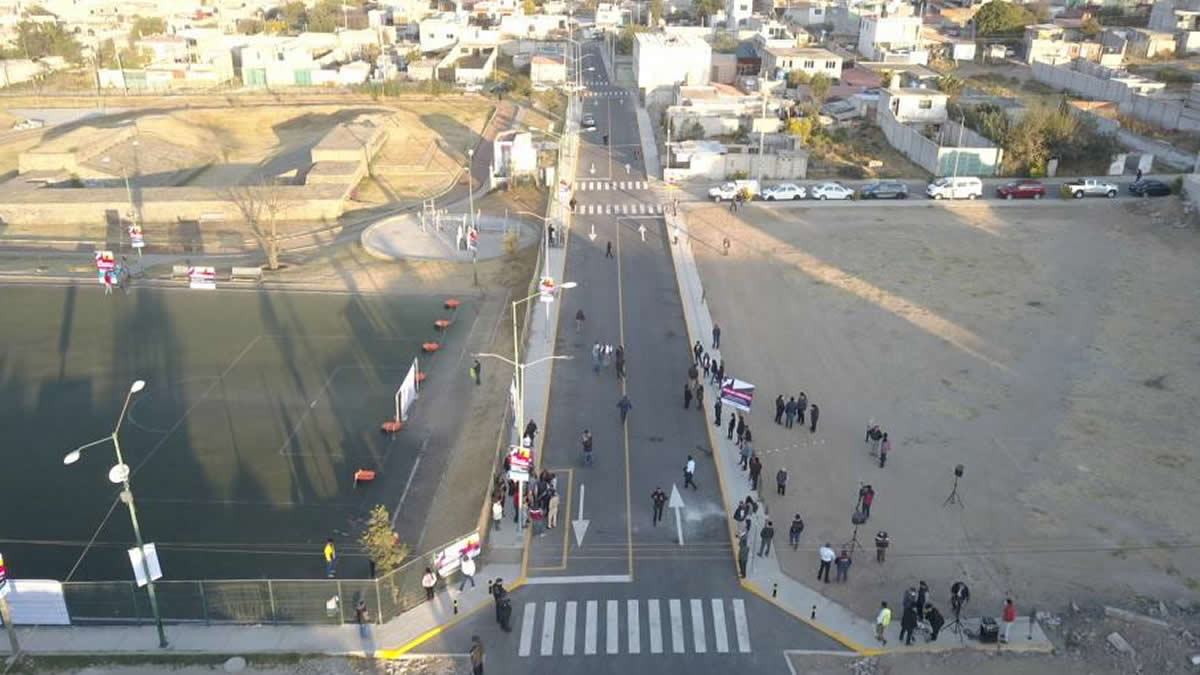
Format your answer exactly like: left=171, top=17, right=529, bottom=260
left=627, top=599, right=640, bottom=654
left=648, top=599, right=663, bottom=654
left=585, top=600, right=598, bottom=655
left=606, top=600, right=619, bottom=654
left=563, top=601, right=577, bottom=656
left=669, top=599, right=684, bottom=654
left=540, top=601, right=557, bottom=656
left=519, top=602, right=537, bottom=656
left=733, top=598, right=751, bottom=653
left=711, top=599, right=729, bottom=653
left=691, top=598, right=707, bottom=653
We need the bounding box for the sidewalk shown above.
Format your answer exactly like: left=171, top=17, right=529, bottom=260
left=642, top=117, right=1053, bottom=657
left=0, top=563, right=521, bottom=657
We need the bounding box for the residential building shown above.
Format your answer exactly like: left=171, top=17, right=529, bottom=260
left=420, top=13, right=470, bottom=52
left=663, top=137, right=808, bottom=181
left=782, top=2, right=832, bottom=27
left=728, top=0, right=754, bottom=28
left=1149, top=0, right=1200, bottom=53
left=1023, top=23, right=1115, bottom=64
left=1102, top=27, right=1176, bottom=58
left=498, top=14, right=570, bottom=39
left=531, top=54, right=566, bottom=85
left=135, top=35, right=189, bottom=63
left=634, top=32, right=711, bottom=96
left=878, top=87, right=948, bottom=124
left=857, top=14, right=926, bottom=63
left=667, top=84, right=775, bottom=138
left=762, top=46, right=843, bottom=81
left=595, top=2, right=624, bottom=28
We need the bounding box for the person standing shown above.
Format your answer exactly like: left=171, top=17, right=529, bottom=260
left=835, top=549, right=852, bottom=583
left=735, top=415, right=746, bottom=447
left=727, top=414, right=736, bottom=440
left=925, top=604, right=945, bottom=642
left=875, top=531, right=889, bottom=563
left=592, top=342, right=603, bottom=374
left=796, top=392, right=807, bottom=426
left=422, top=567, right=438, bottom=601
left=809, top=403, right=820, bottom=433
left=776, top=467, right=788, bottom=495
left=581, top=429, right=593, bottom=465
left=491, top=498, right=503, bottom=531
left=758, top=520, right=775, bottom=556
left=615, top=345, right=625, bottom=378
left=788, top=514, right=805, bottom=550
left=714, top=361, right=725, bottom=386
left=739, top=441, right=751, bottom=471
left=605, top=241, right=613, bottom=258
left=324, top=538, right=337, bottom=577
left=714, top=398, right=723, bottom=427
left=774, top=395, right=785, bottom=425
left=694, top=382, right=704, bottom=410
left=899, top=604, right=918, bottom=646
left=470, top=359, right=482, bottom=385
left=547, top=490, right=560, bottom=529
left=712, top=323, right=721, bottom=349
left=524, top=419, right=538, bottom=446
left=459, top=553, right=477, bottom=591
left=784, top=397, right=796, bottom=429
left=1136, top=167, right=1143, bottom=182
left=683, top=455, right=698, bottom=490
left=617, top=394, right=632, bottom=423
left=683, top=382, right=693, bottom=409
left=875, top=602, right=892, bottom=645
left=748, top=454, right=762, bottom=490
left=1001, top=598, right=1016, bottom=643
left=743, top=426, right=752, bottom=447
left=916, top=580, right=929, bottom=615
left=651, top=487, right=667, bottom=526
left=470, top=635, right=485, bottom=675
left=861, top=485, right=875, bottom=519
left=817, top=543, right=835, bottom=583
left=576, top=309, right=586, bottom=333
left=879, top=433, right=891, bottom=468
left=693, top=341, right=704, bottom=363
left=356, top=598, right=371, bottom=637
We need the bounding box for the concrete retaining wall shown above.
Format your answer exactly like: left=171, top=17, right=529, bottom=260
left=1033, top=60, right=1200, bottom=133
left=1067, top=104, right=1197, bottom=170
left=878, top=105, right=940, bottom=174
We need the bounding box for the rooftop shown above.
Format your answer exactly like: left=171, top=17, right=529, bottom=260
left=635, top=32, right=711, bottom=49
left=886, top=86, right=949, bottom=97
left=764, top=46, right=840, bottom=58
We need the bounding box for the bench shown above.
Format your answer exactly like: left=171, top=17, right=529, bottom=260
left=230, top=266, right=263, bottom=282
left=171, top=265, right=190, bottom=279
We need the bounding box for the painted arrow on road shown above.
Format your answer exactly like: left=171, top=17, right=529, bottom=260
left=669, top=484, right=685, bottom=546
left=572, top=483, right=590, bottom=546
left=638, top=224, right=647, bottom=242
left=588, top=224, right=597, bottom=241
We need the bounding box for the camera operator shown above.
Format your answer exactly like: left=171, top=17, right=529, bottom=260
left=950, top=581, right=970, bottom=619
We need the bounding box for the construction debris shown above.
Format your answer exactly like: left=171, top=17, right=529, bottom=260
left=1107, top=631, right=1135, bottom=655
left=1105, top=606, right=1170, bottom=630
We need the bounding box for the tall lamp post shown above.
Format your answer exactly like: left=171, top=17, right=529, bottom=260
left=467, top=147, right=478, bottom=286
left=63, top=380, right=168, bottom=649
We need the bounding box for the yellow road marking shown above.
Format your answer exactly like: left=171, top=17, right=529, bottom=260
left=377, top=578, right=528, bottom=657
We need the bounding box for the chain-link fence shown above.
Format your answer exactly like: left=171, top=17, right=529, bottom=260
left=61, top=533, right=478, bottom=626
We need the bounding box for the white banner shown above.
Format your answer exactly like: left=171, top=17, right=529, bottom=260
left=188, top=266, right=216, bottom=290
left=396, top=357, right=419, bottom=422
left=128, top=543, right=163, bottom=588
left=432, top=531, right=481, bottom=576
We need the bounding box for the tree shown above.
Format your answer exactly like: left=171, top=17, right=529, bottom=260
left=809, top=72, right=831, bottom=105
left=650, top=0, right=664, bottom=25
left=786, top=116, right=815, bottom=144
left=129, top=16, right=166, bottom=41
left=972, top=0, right=1036, bottom=36
left=693, top=0, right=723, bottom=25
left=281, top=1, right=307, bottom=31
left=1079, top=17, right=1102, bottom=37
left=937, top=74, right=965, bottom=96
left=360, top=505, right=408, bottom=575
left=786, top=69, right=811, bottom=87
left=12, top=20, right=83, bottom=62
left=523, top=0, right=537, bottom=14
left=221, top=174, right=291, bottom=270
left=711, top=32, right=739, bottom=53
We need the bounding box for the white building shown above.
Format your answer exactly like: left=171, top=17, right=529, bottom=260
left=634, top=32, right=711, bottom=96
left=858, top=14, right=925, bottom=63
left=595, top=3, right=624, bottom=28
left=762, top=46, right=843, bottom=81
left=727, top=0, right=753, bottom=29
left=531, top=54, right=566, bottom=84
left=878, top=87, right=948, bottom=124
left=1149, top=0, right=1200, bottom=53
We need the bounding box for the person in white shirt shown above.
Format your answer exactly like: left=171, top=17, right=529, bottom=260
left=459, top=553, right=477, bottom=591
left=684, top=456, right=698, bottom=490
left=817, top=543, right=835, bottom=583
left=492, top=499, right=503, bottom=531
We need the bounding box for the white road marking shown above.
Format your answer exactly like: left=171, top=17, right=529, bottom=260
left=585, top=600, right=598, bottom=655
left=524, top=574, right=631, bottom=584
left=648, top=599, right=663, bottom=654
left=540, top=601, right=557, bottom=656
left=563, top=601, right=577, bottom=656
left=733, top=598, right=751, bottom=652
left=627, top=599, right=640, bottom=654
left=691, top=598, right=707, bottom=653
left=606, top=599, right=619, bottom=654
left=519, top=602, right=537, bottom=656
left=711, top=599, right=729, bottom=653
left=669, top=598, right=684, bottom=654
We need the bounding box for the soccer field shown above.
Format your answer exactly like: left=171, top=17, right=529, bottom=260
left=0, top=285, right=467, bottom=582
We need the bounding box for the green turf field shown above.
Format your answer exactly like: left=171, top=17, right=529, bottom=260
left=0, top=286, right=463, bottom=582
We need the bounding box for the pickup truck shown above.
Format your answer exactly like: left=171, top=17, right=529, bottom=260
left=708, top=180, right=760, bottom=202
left=1062, top=178, right=1118, bottom=199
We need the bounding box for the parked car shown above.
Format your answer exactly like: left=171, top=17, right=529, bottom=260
left=860, top=181, right=908, bottom=199
left=1062, top=178, right=1117, bottom=199
left=926, top=176, right=983, bottom=200
left=809, top=182, right=855, bottom=200
left=762, top=183, right=806, bottom=201
left=995, top=179, right=1046, bottom=200
left=708, top=180, right=761, bottom=202
left=12, top=118, right=43, bottom=130
left=1128, top=178, right=1172, bottom=197
left=582, top=114, right=596, bottom=130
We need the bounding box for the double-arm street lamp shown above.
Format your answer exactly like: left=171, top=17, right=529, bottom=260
left=63, top=380, right=168, bottom=649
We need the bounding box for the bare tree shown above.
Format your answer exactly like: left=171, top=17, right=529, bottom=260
left=220, top=173, right=290, bottom=270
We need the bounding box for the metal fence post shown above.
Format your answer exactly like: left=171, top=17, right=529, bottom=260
left=128, top=581, right=141, bottom=625
left=337, top=580, right=344, bottom=625
left=199, top=581, right=209, bottom=625
left=267, top=580, right=277, bottom=623
left=375, top=577, right=383, bottom=625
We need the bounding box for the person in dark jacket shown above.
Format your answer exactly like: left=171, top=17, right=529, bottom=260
left=925, top=604, right=945, bottom=642
left=899, top=605, right=919, bottom=645
left=809, top=403, right=819, bottom=432
left=774, top=395, right=785, bottom=424
left=748, top=454, right=762, bottom=490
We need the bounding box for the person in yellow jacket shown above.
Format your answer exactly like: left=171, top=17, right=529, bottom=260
left=875, top=601, right=892, bottom=645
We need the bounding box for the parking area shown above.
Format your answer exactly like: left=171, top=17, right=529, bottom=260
left=682, top=196, right=1200, bottom=617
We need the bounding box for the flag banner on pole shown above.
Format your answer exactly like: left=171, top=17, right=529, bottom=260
left=432, top=531, right=482, bottom=576
left=538, top=276, right=556, bottom=303
left=128, top=224, right=145, bottom=248
left=188, top=266, right=216, bottom=290
left=127, top=543, right=163, bottom=588
left=397, top=358, right=419, bottom=421
left=720, top=377, right=755, bottom=412
left=94, top=250, right=116, bottom=272
left=507, top=445, right=534, bottom=481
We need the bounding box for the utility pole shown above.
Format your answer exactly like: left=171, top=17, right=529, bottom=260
left=0, top=553, right=19, bottom=657
left=757, top=93, right=767, bottom=181
left=951, top=111, right=966, bottom=180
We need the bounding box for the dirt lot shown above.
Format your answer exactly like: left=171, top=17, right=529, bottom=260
left=684, top=198, right=1200, bottom=625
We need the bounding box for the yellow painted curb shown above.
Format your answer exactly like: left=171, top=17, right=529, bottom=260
left=377, top=578, right=527, bottom=658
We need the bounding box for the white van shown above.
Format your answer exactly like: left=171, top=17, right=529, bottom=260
left=926, top=176, right=983, bottom=200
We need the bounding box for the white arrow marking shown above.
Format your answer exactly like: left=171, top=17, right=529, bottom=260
left=588, top=224, right=597, bottom=241
left=572, top=483, right=590, bottom=546
left=669, top=484, right=685, bottom=546
left=638, top=224, right=647, bottom=242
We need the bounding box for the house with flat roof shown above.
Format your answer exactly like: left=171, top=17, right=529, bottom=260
left=762, top=46, right=843, bottom=81
left=634, top=32, right=711, bottom=99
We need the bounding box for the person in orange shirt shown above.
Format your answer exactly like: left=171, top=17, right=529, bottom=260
left=1001, top=598, right=1017, bottom=643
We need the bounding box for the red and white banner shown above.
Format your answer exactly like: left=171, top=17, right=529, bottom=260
left=94, top=250, right=116, bottom=271
left=538, top=276, right=556, bottom=303
left=720, top=377, right=756, bottom=412
left=508, top=445, right=534, bottom=481
left=128, top=224, right=145, bottom=249
left=432, top=531, right=481, bottom=576
left=188, top=266, right=216, bottom=290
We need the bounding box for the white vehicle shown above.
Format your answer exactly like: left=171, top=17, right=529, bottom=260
left=708, top=180, right=760, bottom=202
left=762, top=183, right=806, bottom=201
left=809, top=182, right=854, bottom=200
left=12, top=118, right=43, bottom=130
left=582, top=114, right=596, bottom=130
left=926, top=176, right=983, bottom=200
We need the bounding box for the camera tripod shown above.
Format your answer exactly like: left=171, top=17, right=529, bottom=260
left=844, top=523, right=864, bottom=555
left=942, top=474, right=964, bottom=508
left=946, top=600, right=968, bottom=642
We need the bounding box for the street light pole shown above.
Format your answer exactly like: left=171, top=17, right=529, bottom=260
left=468, top=147, right=477, bottom=286
left=63, top=380, right=168, bottom=649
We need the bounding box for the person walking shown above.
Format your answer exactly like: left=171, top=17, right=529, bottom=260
left=861, top=485, right=875, bottom=519
left=835, top=549, right=852, bottom=583
left=683, top=455, right=698, bottom=490
left=617, top=394, right=632, bottom=423
left=491, top=497, right=503, bottom=531
left=739, top=441, right=751, bottom=471
left=592, top=342, right=603, bottom=374
left=875, top=531, right=889, bottom=563
left=736, top=415, right=746, bottom=447
left=748, top=454, right=762, bottom=490
left=713, top=360, right=725, bottom=386
left=470, top=359, right=482, bottom=385
left=784, top=397, right=796, bottom=429
left=817, top=543, right=835, bottom=583
left=714, top=398, right=723, bottom=427
left=1001, top=598, right=1016, bottom=643
left=605, top=241, right=613, bottom=258
left=712, top=323, right=721, bottom=349
left=459, top=553, right=477, bottom=590
left=1136, top=167, right=1143, bottom=182
left=323, top=538, right=337, bottom=577
left=693, top=341, right=704, bottom=363
left=356, top=597, right=371, bottom=637
left=651, top=487, right=667, bottom=526
left=743, top=426, right=752, bottom=447
left=758, top=520, right=775, bottom=556
left=727, top=414, right=736, bottom=440
left=547, top=490, right=560, bottom=529
left=774, top=395, right=785, bottom=425
left=469, top=635, right=485, bottom=675
left=796, top=392, right=807, bottom=426
left=576, top=309, right=586, bottom=333
left=809, top=403, right=820, bottom=433
left=925, top=604, right=945, bottom=642
left=615, top=345, right=625, bottom=378
left=694, top=382, right=704, bottom=410
left=879, top=433, right=891, bottom=468
left=490, top=579, right=506, bottom=622
left=875, top=602, right=892, bottom=645
left=581, top=429, right=593, bottom=465
left=422, top=567, right=438, bottom=601
left=776, top=467, right=788, bottom=495
left=916, top=580, right=929, bottom=615
left=788, top=514, right=804, bottom=550
left=899, top=604, right=919, bottom=646
left=683, top=382, right=693, bottom=409
left=524, top=419, right=538, bottom=446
